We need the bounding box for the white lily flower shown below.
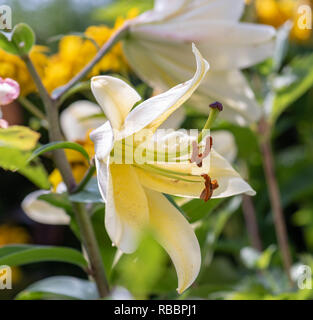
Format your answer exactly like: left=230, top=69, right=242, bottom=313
left=22, top=101, right=102, bottom=225
left=123, top=0, right=276, bottom=126
left=90, top=45, right=255, bottom=293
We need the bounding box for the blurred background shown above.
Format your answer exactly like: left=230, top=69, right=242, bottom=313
left=0, top=0, right=313, bottom=300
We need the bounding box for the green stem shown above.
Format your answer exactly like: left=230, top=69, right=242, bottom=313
left=18, top=96, right=46, bottom=121
left=198, top=108, right=220, bottom=143
left=258, top=117, right=293, bottom=285
left=73, top=202, right=110, bottom=297
left=53, top=25, right=129, bottom=102
left=73, top=164, right=96, bottom=194
left=23, top=54, right=109, bottom=298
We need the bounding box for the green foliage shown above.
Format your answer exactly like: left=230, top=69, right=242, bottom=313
left=38, top=192, right=73, bottom=212
left=29, top=141, right=90, bottom=162
left=0, top=23, right=35, bottom=56
left=182, top=198, right=225, bottom=222
left=11, top=23, right=35, bottom=55
left=69, top=178, right=103, bottom=203
left=115, top=232, right=167, bottom=298
left=16, top=276, right=98, bottom=300
left=271, top=54, right=313, bottom=123
left=0, top=32, right=20, bottom=55
left=0, top=126, right=40, bottom=150
left=0, top=245, right=88, bottom=269
left=0, top=146, right=50, bottom=189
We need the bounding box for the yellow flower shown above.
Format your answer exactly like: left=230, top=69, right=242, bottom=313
left=0, top=224, right=31, bottom=246
left=0, top=46, right=48, bottom=96
left=43, top=9, right=138, bottom=94
left=0, top=224, right=31, bottom=284
left=255, top=0, right=312, bottom=41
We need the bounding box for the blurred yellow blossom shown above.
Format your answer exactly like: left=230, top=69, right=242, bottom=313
left=44, top=9, right=138, bottom=94
left=0, top=46, right=49, bottom=96
left=255, top=0, right=312, bottom=41
left=0, top=224, right=31, bottom=284
left=0, top=224, right=31, bottom=246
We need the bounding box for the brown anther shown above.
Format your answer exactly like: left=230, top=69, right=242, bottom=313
left=190, top=136, right=212, bottom=167
left=209, top=101, right=223, bottom=112
left=200, top=174, right=219, bottom=202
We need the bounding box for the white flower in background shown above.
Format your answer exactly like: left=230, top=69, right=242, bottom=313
left=90, top=45, right=255, bottom=293
left=211, top=130, right=237, bottom=163
left=123, top=0, right=276, bottom=126
left=22, top=100, right=102, bottom=225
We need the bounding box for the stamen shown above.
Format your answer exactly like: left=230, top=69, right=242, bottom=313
left=200, top=174, right=219, bottom=202
left=190, top=136, right=212, bottom=167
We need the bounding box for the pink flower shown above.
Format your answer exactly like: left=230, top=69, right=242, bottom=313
left=0, top=119, right=9, bottom=128
left=0, top=77, right=20, bottom=106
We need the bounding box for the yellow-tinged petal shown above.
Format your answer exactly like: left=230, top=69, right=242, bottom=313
left=106, top=164, right=149, bottom=253
left=134, top=148, right=255, bottom=198
left=145, top=188, right=201, bottom=293
left=91, top=76, right=141, bottom=131
left=134, top=164, right=204, bottom=198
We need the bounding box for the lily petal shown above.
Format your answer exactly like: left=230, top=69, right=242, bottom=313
left=145, top=188, right=201, bottom=293
left=106, top=164, right=149, bottom=253
left=120, top=44, right=209, bottom=137
left=22, top=190, right=70, bottom=225
left=209, top=149, right=256, bottom=198
left=123, top=40, right=262, bottom=125
left=91, top=76, right=142, bottom=131
left=60, top=100, right=103, bottom=142
left=90, top=121, right=114, bottom=161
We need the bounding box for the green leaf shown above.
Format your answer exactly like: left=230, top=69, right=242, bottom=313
left=69, top=178, right=103, bottom=203
left=29, top=141, right=90, bottom=162
left=0, top=146, right=50, bottom=189
left=0, top=126, right=40, bottom=150
left=0, top=245, right=87, bottom=269
left=271, top=54, right=313, bottom=123
left=116, top=232, right=167, bottom=298
left=182, top=198, right=225, bottom=222
left=16, top=276, right=98, bottom=300
left=11, top=23, right=35, bottom=55
left=0, top=32, right=19, bottom=55
left=38, top=192, right=73, bottom=212
left=196, top=197, right=242, bottom=264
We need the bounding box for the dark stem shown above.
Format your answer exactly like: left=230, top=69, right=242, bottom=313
left=52, top=25, right=129, bottom=102
left=258, top=117, right=293, bottom=284
left=73, top=202, right=110, bottom=297
left=23, top=54, right=110, bottom=297
left=242, top=195, right=263, bottom=252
